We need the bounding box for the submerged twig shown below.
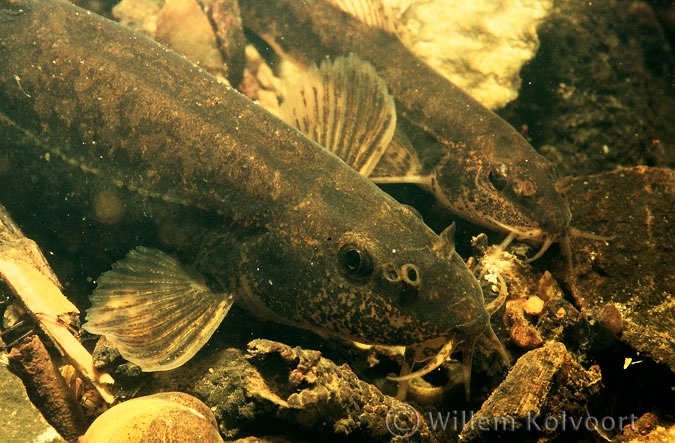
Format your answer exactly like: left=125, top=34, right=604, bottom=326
left=0, top=203, right=115, bottom=403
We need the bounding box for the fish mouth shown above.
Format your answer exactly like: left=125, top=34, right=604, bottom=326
left=387, top=263, right=511, bottom=400
left=388, top=325, right=510, bottom=400
left=388, top=270, right=510, bottom=399
left=481, top=213, right=613, bottom=271
left=473, top=165, right=573, bottom=244
left=482, top=213, right=559, bottom=262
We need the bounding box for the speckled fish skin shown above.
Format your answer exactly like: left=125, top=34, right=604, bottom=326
left=239, top=0, right=572, bottom=240
left=431, top=137, right=573, bottom=237
left=0, top=0, right=490, bottom=349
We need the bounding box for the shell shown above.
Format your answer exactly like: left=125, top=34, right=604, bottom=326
left=80, top=392, right=224, bottom=443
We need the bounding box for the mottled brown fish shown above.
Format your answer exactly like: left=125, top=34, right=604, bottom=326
left=0, top=0, right=506, bottom=396
left=240, top=0, right=584, bottom=261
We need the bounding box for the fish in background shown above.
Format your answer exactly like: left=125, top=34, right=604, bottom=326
left=243, top=0, right=610, bottom=269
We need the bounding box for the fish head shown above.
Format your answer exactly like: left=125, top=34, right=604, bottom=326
left=435, top=131, right=572, bottom=243
left=330, top=221, right=490, bottom=346
left=237, top=198, right=489, bottom=348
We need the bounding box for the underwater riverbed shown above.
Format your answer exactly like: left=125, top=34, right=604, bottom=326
left=1, top=0, right=674, bottom=442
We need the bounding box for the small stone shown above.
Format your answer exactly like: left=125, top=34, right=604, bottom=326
left=511, top=322, right=543, bottom=349
left=537, top=271, right=564, bottom=302
left=523, top=295, right=545, bottom=315
left=80, top=392, right=224, bottom=442
left=599, top=303, right=623, bottom=336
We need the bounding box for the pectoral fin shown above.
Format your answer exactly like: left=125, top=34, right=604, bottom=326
left=83, top=247, right=233, bottom=371
left=367, top=130, right=429, bottom=185
left=280, top=53, right=396, bottom=176
left=369, top=128, right=423, bottom=179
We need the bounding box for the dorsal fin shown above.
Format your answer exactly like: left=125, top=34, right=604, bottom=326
left=280, top=53, right=396, bottom=176
left=432, top=223, right=456, bottom=258
left=369, top=127, right=423, bottom=179
left=328, top=0, right=398, bottom=34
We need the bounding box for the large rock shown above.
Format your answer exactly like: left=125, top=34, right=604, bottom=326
left=561, top=166, right=675, bottom=373
left=502, top=0, right=675, bottom=176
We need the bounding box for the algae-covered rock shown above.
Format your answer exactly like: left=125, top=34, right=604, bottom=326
left=384, top=0, right=553, bottom=110
left=503, top=0, right=675, bottom=177
left=113, top=0, right=245, bottom=84
left=561, top=166, right=675, bottom=373
left=0, top=352, right=67, bottom=443
left=459, top=342, right=602, bottom=442
left=151, top=338, right=439, bottom=442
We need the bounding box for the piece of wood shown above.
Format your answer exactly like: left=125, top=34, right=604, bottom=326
left=0, top=203, right=115, bottom=403
left=7, top=334, right=88, bottom=442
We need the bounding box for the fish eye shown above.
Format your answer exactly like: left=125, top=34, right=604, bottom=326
left=339, top=244, right=374, bottom=280
left=488, top=164, right=508, bottom=191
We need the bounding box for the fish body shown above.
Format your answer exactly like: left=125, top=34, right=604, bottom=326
left=0, top=0, right=498, bottom=375
left=240, top=0, right=573, bottom=249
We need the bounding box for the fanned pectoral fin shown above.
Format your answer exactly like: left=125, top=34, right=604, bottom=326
left=369, top=127, right=423, bottom=180
left=280, top=53, right=396, bottom=176
left=368, top=132, right=430, bottom=185
left=83, top=247, right=233, bottom=371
